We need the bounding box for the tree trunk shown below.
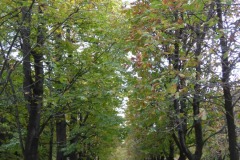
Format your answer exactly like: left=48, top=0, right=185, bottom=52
left=216, top=1, right=239, bottom=160
left=168, top=140, right=174, bottom=160
left=21, top=4, right=44, bottom=160
left=56, top=113, right=67, bottom=160
left=192, top=24, right=204, bottom=160
left=48, top=119, right=54, bottom=160
left=69, top=115, right=78, bottom=160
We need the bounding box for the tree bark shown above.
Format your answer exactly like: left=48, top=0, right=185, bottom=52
left=56, top=113, right=67, bottom=160
left=192, top=24, right=204, bottom=160
left=69, top=115, right=78, bottom=160
left=168, top=141, right=174, bottom=160
left=21, top=3, right=44, bottom=160
left=48, top=119, right=54, bottom=160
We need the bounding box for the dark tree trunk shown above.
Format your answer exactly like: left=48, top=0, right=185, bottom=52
left=69, top=115, right=78, bottom=160
left=216, top=1, right=239, bottom=160
left=21, top=4, right=44, bottom=160
left=56, top=113, right=67, bottom=160
left=192, top=24, right=204, bottom=160
left=168, top=140, right=174, bottom=160
left=178, top=153, right=186, bottom=160
left=48, top=119, right=54, bottom=160
left=53, top=25, right=67, bottom=160
left=47, top=56, right=54, bottom=160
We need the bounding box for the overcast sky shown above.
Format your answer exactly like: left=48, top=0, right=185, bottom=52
left=122, top=0, right=135, bottom=3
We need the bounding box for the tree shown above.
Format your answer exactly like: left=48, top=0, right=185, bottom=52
left=124, top=0, right=240, bottom=159
left=1, top=0, right=239, bottom=159
left=0, top=0, right=126, bottom=159
left=216, top=0, right=239, bottom=159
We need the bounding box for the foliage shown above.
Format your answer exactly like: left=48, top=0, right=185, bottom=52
left=0, top=0, right=239, bottom=159
left=0, top=0, right=128, bottom=159
left=123, top=0, right=240, bottom=159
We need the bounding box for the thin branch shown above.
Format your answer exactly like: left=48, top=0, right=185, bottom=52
left=203, top=126, right=226, bottom=145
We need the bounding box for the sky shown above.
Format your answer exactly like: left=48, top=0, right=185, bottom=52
left=122, top=0, right=135, bottom=2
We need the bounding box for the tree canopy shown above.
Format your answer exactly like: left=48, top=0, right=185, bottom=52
left=0, top=0, right=239, bottom=160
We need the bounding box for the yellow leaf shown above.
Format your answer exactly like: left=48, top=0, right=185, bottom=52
left=178, top=73, right=185, bottom=78
left=167, top=84, right=177, bottom=94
